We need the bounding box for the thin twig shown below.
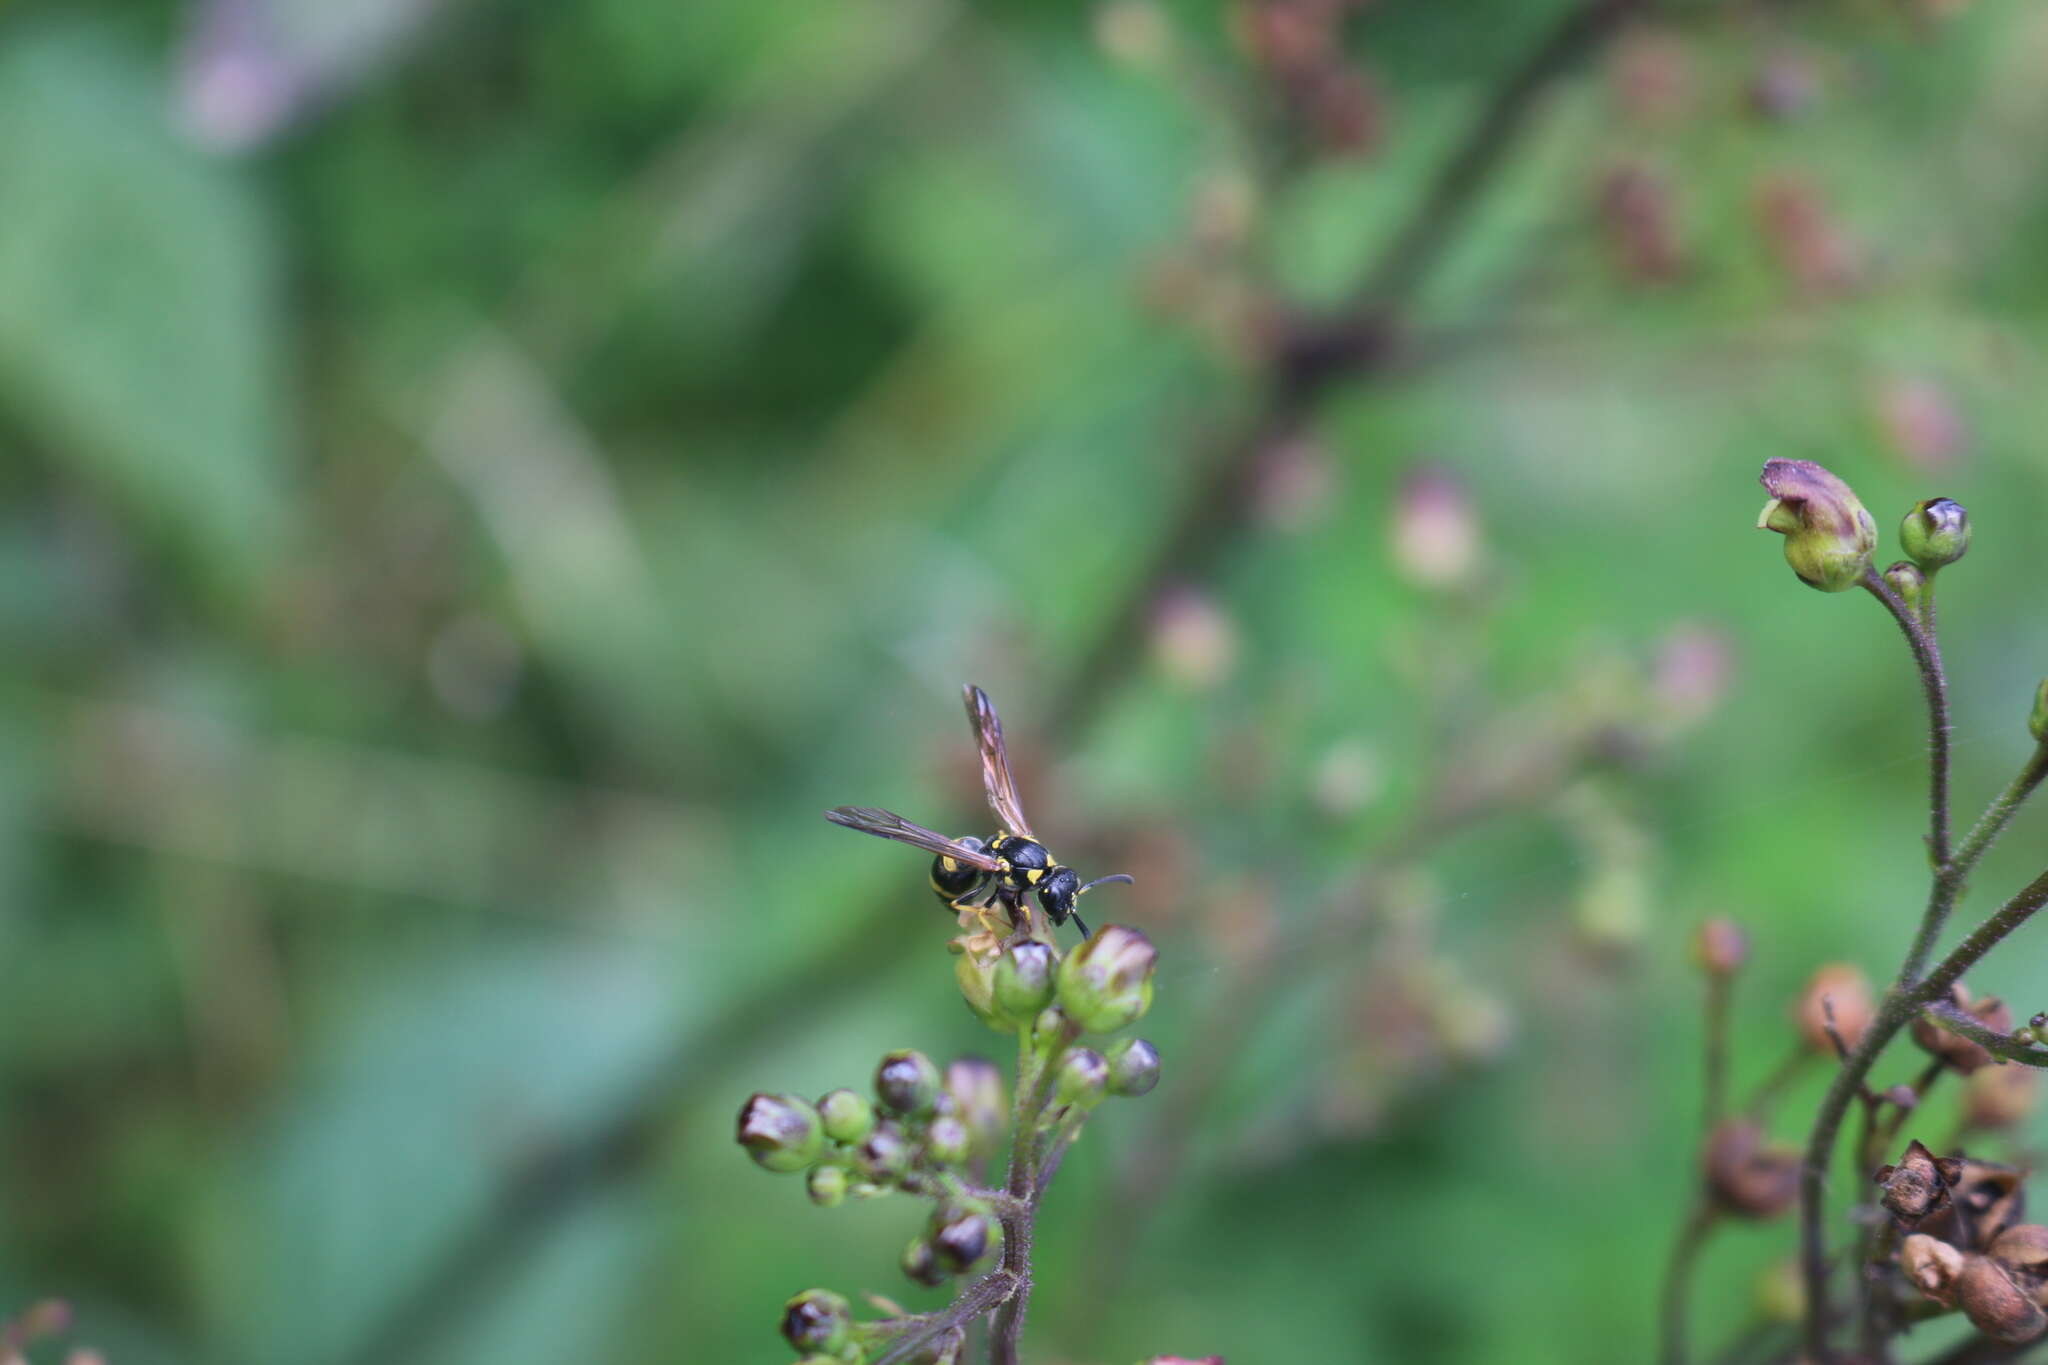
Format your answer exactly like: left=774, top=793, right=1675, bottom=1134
left=1861, top=567, right=1954, bottom=972
left=1660, top=1202, right=1720, bottom=1365
left=873, top=1270, right=1019, bottom=1365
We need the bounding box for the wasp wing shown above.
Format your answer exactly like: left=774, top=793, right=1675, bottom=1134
left=963, top=684, right=1034, bottom=838
left=826, top=806, right=1004, bottom=871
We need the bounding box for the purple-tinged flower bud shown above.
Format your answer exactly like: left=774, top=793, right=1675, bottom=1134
left=806, top=1164, right=849, bottom=1207
left=1756, top=458, right=1876, bottom=592
left=780, top=1289, right=852, bottom=1354
left=955, top=945, right=1002, bottom=1027
left=855, top=1122, right=911, bottom=1183
left=817, top=1088, right=875, bottom=1145
left=876, top=1050, right=942, bottom=1117
left=1105, top=1037, right=1162, bottom=1097
left=736, top=1093, right=823, bottom=1173
left=902, top=1235, right=948, bottom=1287
left=1703, top=1120, right=1800, bottom=1219
left=1054, top=1047, right=1110, bottom=1110
left=1690, top=918, right=1748, bottom=979
left=931, top=1207, right=996, bottom=1272
left=944, top=1057, right=1007, bottom=1159
left=924, top=1115, right=972, bottom=1168
left=1390, top=465, right=1482, bottom=591
left=1056, top=925, right=1158, bottom=1034
left=993, top=941, right=1058, bottom=1026
left=1901, top=497, right=1970, bottom=571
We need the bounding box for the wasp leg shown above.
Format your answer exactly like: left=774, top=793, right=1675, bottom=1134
left=1068, top=911, right=1091, bottom=941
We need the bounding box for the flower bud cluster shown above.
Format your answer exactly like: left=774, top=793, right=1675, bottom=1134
left=958, top=924, right=1162, bottom=1036
left=1753, top=459, right=1976, bottom=609
left=736, top=1049, right=1009, bottom=1210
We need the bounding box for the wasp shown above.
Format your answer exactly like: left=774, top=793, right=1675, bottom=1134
left=827, top=685, right=1132, bottom=939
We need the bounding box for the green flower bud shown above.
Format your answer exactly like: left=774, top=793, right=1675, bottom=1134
left=855, top=1121, right=911, bottom=1183
left=736, top=1093, right=823, bottom=1173
left=931, top=1207, right=997, bottom=1272
left=781, top=1289, right=852, bottom=1354
left=1901, top=497, right=1970, bottom=571
left=2030, top=681, right=2048, bottom=745
left=817, top=1088, right=876, bottom=1145
left=1054, top=1047, right=1110, bottom=1109
left=1883, top=561, right=1927, bottom=617
left=954, top=945, right=1003, bottom=1028
left=993, top=941, right=1059, bottom=1025
left=1056, top=925, right=1158, bottom=1033
left=807, top=1163, right=849, bottom=1208
left=1756, top=458, right=1877, bottom=592
left=875, top=1050, right=942, bottom=1117
left=902, top=1235, right=948, bottom=1287
left=943, top=1057, right=1007, bottom=1158
left=1104, top=1037, right=1162, bottom=1097
left=923, top=1114, right=972, bottom=1168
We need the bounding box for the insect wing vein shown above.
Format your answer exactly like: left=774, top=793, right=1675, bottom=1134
left=963, top=684, right=1034, bottom=838
left=825, top=806, right=1004, bottom=871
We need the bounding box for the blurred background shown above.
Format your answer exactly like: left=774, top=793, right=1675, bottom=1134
left=6, top=0, right=2048, bottom=1361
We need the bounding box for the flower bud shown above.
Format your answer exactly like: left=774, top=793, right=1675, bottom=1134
left=944, top=1057, right=1007, bottom=1159
left=1055, top=1047, right=1111, bottom=1110
left=1390, top=466, right=1481, bottom=591
left=993, top=941, right=1058, bottom=1025
left=876, top=1050, right=942, bottom=1117
left=807, top=1164, right=849, bottom=1208
left=901, top=1235, right=948, bottom=1287
left=1703, top=1119, right=1800, bottom=1219
left=736, top=1093, right=823, bottom=1173
left=1690, top=918, right=1749, bottom=978
left=1875, top=1139, right=1961, bottom=1227
left=1057, top=925, right=1158, bottom=1033
left=1958, top=1254, right=2048, bottom=1343
left=1884, top=561, right=1928, bottom=617
left=931, top=1206, right=997, bottom=1272
left=1902, top=1233, right=1966, bottom=1304
left=855, top=1122, right=912, bottom=1183
left=781, top=1289, right=853, bottom=1354
left=1105, top=1037, right=1162, bottom=1097
left=1901, top=497, right=1970, bottom=571
left=1795, top=963, right=1873, bottom=1055
left=817, top=1088, right=876, bottom=1145
left=955, top=945, right=1003, bottom=1027
left=1757, top=458, right=1877, bottom=592
left=2031, top=681, right=2048, bottom=745
left=925, top=1114, right=972, bottom=1168
left=1913, top=988, right=2012, bottom=1075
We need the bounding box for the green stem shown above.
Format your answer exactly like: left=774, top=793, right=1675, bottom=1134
left=1659, top=1202, right=1719, bottom=1365
left=1862, top=568, right=1953, bottom=890
left=1921, top=999, right=2048, bottom=1068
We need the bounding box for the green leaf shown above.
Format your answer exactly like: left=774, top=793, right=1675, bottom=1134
left=0, top=23, right=289, bottom=598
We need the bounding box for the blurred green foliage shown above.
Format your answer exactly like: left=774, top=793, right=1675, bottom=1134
left=4, top=0, right=2048, bottom=1362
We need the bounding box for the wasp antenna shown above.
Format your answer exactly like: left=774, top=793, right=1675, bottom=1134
left=1079, top=873, right=1135, bottom=894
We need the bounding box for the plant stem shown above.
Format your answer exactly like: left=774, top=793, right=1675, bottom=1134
left=1862, top=568, right=1953, bottom=894
left=1705, top=972, right=1731, bottom=1129
left=874, top=1271, right=1019, bottom=1365
left=990, top=1017, right=1074, bottom=1365
left=1659, top=1202, right=1719, bottom=1365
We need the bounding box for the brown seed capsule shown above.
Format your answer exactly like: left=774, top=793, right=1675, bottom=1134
left=1965, top=1066, right=2040, bottom=1132
left=1992, top=1224, right=2048, bottom=1276
left=1874, top=1140, right=1961, bottom=1227
left=1923, top=1159, right=2028, bottom=1248
left=1958, top=1254, right=2048, bottom=1343
left=1796, top=964, right=1873, bottom=1055
left=1703, top=1120, right=1801, bottom=1219
left=1691, top=918, right=1749, bottom=979
left=1901, top=1233, right=1967, bottom=1304
left=1912, top=987, right=2013, bottom=1075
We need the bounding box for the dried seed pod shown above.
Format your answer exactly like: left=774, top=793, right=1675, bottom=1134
left=1992, top=1224, right=2048, bottom=1276
left=1923, top=1159, right=2028, bottom=1248
left=1704, top=1120, right=1801, bottom=1219
left=1902, top=1233, right=1967, bottom=1305
left=1795, top=963, right=1873, bottom=1054
left=1958, top=1254, right=2048, bottom=1343
left=1965, top=1065, right=2041, bottom=1132
left=1912, top=987, right=2013, bottom=1074
left=1874, top=1140, right=1961, bottom=1227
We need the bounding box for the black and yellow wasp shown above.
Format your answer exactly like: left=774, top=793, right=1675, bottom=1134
left=827, top=685, right=1131, bottom=939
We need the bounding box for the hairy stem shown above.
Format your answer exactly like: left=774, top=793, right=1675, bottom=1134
left=1861, top=568, right=1954, bottom=969
left=874, top=1271, right=1019, bottom=1365
left=1659, top=1202, right=1719, bottom=1365
left=990, top=1018, right=1074, bottom=1365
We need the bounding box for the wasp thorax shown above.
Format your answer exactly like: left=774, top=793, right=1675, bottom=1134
left=992, top=835, right=1052, bottom=882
